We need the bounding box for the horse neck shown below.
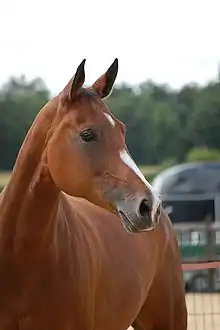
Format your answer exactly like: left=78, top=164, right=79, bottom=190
left=0, top=96, right=60, bottom=221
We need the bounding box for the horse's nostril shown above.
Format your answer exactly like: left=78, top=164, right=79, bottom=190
left=139, top=199, right=151, bottom=217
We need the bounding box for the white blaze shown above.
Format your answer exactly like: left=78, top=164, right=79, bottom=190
left=104, top=113, right=115, bottom=127
left=119, top=149, right=161, bottom=218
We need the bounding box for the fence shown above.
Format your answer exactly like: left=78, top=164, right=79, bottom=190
left=174, top=222, right=220, bottom=330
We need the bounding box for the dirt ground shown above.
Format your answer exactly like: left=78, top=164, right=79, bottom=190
left=186, top=293, right=220, bottom=330
left=128, top=293, right=220, bottom=330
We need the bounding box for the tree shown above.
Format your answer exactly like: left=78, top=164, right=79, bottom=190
left=2, top=68, right=220, bottom=170
left=0, top=75, right=50, bottom=170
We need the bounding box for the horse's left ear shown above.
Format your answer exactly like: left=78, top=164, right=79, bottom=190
left=69, top=59, right=86, bottom=101
left=92, top=58, right=118, bottom=99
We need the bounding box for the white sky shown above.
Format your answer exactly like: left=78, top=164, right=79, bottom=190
left=0, top=0, right=220, bottom=94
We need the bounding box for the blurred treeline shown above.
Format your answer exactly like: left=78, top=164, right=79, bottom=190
left=1, top=74, right=220, bottom=170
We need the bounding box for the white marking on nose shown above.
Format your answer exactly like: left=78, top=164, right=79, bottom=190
left=119, top=149, right=161, bottom=220
left=104, top=113, right=115, bottom=127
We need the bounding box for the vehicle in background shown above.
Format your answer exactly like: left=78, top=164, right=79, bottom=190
left=152, top=162, right=220, bottom=223
left=152, top=162, right=220, bottom=292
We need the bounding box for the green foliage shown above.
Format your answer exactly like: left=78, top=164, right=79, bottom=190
left=186, top=147, right=220, bottom=162
left=1, top=72, right=220, bottom=171
left=108, top=77, right=220, bottom=165
left=0, top=75, right=50, bottom=169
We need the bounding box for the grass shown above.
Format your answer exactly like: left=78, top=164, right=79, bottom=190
left=0, top=171, right=12, bottom=189
left=0, top=165, right=163, bottom=191
left=140, top=164, right=163, bottom=176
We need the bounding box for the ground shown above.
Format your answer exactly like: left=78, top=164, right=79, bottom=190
left=186, top=293, right=220, bottom=330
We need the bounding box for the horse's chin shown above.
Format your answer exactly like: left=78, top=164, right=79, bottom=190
left=118, top=210, right=154, bottom=234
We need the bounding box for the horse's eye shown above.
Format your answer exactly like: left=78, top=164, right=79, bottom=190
left=80, top=129, right=96, bottom=142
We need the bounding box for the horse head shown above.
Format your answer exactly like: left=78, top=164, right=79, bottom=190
left=46, top=59, right=161, bottom=233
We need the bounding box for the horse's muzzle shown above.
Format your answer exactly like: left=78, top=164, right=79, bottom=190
left=116, top=194, right=161, bottom=233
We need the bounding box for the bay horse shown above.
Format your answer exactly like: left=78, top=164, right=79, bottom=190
left=0, top=59, right=187, bottom=330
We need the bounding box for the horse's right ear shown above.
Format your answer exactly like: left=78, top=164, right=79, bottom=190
left=92, top=58, right=118, bottom=99
left=68, top=59, right=86, bottom=101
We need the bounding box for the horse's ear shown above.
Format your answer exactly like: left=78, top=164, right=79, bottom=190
left=69, top=59, right=86, bottom=101
left=92, top=58, right=118, bottom=99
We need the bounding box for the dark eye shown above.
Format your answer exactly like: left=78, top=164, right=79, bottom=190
left=80, top=129, right=96, bottom=142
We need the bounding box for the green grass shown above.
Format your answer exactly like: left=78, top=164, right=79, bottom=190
left=140, top=165, right=163, bottom=176
left=0, top=165, right=162, bottom=191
